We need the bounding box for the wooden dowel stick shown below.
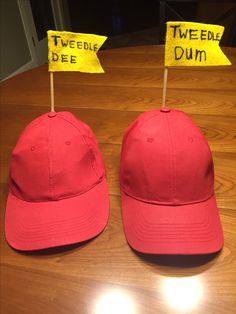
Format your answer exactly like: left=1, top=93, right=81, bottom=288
left=162, top=67, right=168, bottom=108
left=50, top=72, right=55, bottom=112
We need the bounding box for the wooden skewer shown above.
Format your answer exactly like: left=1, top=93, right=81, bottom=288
left=162, top=67, right=168, bottom=108
left=50, top=72, right=55, bottom=112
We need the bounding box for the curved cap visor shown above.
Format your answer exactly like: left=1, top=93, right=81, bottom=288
left=5, top=179, right=109, bottom=251
left=122, top=192, right=223, bottom=255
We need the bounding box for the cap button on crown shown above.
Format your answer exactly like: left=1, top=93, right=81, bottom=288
left=48, top=112, right=57, bottom=118
left=160, top=107, right=171, bottom=113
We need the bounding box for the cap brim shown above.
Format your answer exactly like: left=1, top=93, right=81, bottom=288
left=121, top=192, right=223, bottom=255
left=5, top=179, right=109, bottom=251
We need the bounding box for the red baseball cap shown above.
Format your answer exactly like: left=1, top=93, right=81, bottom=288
left=5, top=111, right=109, bottom=251
left=120, top=108, right=223, bottom=254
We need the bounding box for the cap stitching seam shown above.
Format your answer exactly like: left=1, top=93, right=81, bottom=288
left=9, top=177, right=105, bottom=203
left=166, top=113, right=177, bottom=202
left=124, top=110, right=162, bottom=140
left=57, top=114, right=103, bottom=180
left=120, top=111, right=165, bottom=179
left=49, top=117, right=56, bottom=198
left=18, top=117, right=47, bottom=138
left=11, top=118, right=47, bottom=156
left=178, top=113, right=210, bottom=150
left=136, top=110, right=162, bottom=129
left=121, top=186, right=215, bottom=206
left=10, top=118, right=48, bottom=191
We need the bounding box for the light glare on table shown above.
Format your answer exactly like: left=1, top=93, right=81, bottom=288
left=95, top=288, right=136, bottom=314
left=162, top=276, right=203, bottom=312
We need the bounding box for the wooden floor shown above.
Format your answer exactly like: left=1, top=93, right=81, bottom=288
left=0, top=46, right=236, bottom=314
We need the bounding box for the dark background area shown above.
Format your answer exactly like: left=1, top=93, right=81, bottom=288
left=67, top=0, right=197, bottom=35
left=65, top=0, right=236, bottom=47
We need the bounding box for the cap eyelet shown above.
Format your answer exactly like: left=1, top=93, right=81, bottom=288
left=65, top=141, right=71, bottom=145
left=31, top=146, right=35, bottom=151
left=147, top=138, right=154, bottom=143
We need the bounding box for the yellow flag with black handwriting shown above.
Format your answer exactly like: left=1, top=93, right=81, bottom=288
left=47, top=30, right=107, bottom=73
left=165, top=21, right=231, bottom=66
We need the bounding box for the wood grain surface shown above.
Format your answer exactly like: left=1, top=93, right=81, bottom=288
left=0, top=46, right=236, bottom=314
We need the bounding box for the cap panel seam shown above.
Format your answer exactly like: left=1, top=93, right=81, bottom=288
left=177, top=112, right=211, bottom=151
left=121, top=187, right=215, bottom=206
left=124, top=110, right=162, bottom=138
left=10, top=117, right=51, bottom=200
left=11, top=117, right=47, bottom=155
left=166, top=113, right=177, bottom=202
left=48, top=117, right=54, bottom=199
left=120, top=111, right=164, bottom=178
left=9, top=177, right=105, bottom=203
left=56, top=114, right=104, bottom=180
left=124, top=110, right=175, bottom=143
left=130, top=111, right=163, bottom=137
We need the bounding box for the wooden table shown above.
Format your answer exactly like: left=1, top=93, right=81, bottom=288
left=1, top=46, right=236, bottom=314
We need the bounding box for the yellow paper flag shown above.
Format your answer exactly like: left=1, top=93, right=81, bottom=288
left=47, top=30, right=107, bottom=73
left=164, top=21, right=231, bottom=67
